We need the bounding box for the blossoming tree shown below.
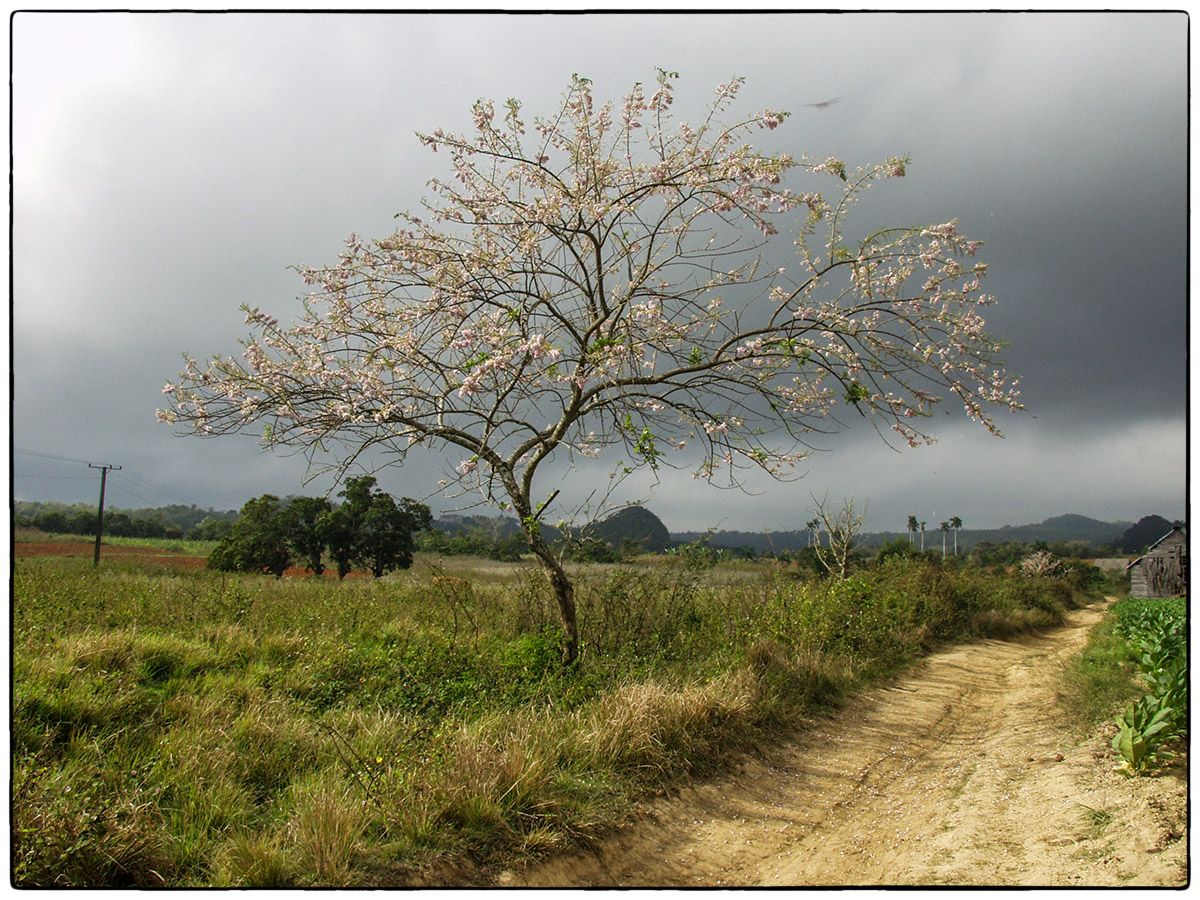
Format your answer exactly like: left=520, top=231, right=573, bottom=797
left=161, top=71, right=1020, bottom=662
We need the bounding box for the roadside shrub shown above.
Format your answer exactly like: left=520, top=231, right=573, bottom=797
left=1019, top=550, right=1062, bottom=578
left=746, top=639, right=844, bottom=723
left=1058, top=615, right=1143, bottom=732
left=1061, top=559, right=1105, bottom=593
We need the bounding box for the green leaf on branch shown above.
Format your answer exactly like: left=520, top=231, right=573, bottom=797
left=844, top=382, right=869, bottom=405
left=634, top=427, right=662, bottom=471
left=462, top=352, right=491, bottom=372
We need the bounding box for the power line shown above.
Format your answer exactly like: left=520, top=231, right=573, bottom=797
left=13, top=473, right=96, bottom=481
left=15, top=449, right=200, bottom=507
left=14, top=449, right=96, bottom=466
left=121, top=470, right=196, bottom=507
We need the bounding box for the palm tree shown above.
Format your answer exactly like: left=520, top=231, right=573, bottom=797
left=806, top=518, right=820, bottom=548
left=919, top=521, right=926, bottom=552
left=907, top=515, right=919, bottom=547
left=940, top=521, right=950, bottom=558
left=950, top=516, right=963, bottom=556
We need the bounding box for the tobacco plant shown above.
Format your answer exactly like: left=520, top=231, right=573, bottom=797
left=1109, top=599, right=1187, bottom=775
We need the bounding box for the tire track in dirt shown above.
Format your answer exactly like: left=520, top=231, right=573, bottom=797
left=501, top=601, right=1187, bottom=887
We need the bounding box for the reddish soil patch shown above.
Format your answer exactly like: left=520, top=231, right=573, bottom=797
left=13, top=540, right=370, bottom=579
left=14, top=541, right=208, bottom=570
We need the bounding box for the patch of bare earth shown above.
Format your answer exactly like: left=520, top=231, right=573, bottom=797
left=13, top=541, right=207, bottom=569
left=499, top=602, right=1187, bottom=887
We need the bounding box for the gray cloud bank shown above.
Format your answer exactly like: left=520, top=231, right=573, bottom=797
left=12, top=12, right=1188, bottom=531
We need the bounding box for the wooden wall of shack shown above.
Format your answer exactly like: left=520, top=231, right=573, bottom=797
left=1128, top=529, right=1187, bottom=598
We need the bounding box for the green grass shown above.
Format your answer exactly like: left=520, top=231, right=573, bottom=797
left=1058, top=612, right=1144, bottom=734
left=13, top=554, right=1092, bottom=886
left=103, top=535, right=220, bottom=554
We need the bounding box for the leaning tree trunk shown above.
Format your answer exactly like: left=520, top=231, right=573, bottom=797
left=524, top=526, right=580, bottom=664
left=504, top=467, right=580, bottom=664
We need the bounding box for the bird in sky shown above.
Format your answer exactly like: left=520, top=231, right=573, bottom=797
left=803, top=97, right=841, bottom=110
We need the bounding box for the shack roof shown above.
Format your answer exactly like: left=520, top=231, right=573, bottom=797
left=1125, top=525, right=1187, bottom=570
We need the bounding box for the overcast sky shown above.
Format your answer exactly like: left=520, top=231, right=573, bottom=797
left=11, top=11, right=1189, bottom=532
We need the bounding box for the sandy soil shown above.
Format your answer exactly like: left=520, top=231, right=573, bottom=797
left=501, top=602, right=1188, bottom=887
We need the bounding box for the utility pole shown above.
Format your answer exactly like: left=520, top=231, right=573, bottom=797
left=89, top=463, right=121, bottom=566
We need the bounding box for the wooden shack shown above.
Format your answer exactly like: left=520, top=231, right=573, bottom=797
left=1126, top=526, right=1188, bottom=598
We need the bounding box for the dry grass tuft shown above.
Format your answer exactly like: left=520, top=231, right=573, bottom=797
left=210, top=831, right=296, bottom=887
left=574, top=671, right=757, bottom=777
left=285, top=777, right=366, bottom=884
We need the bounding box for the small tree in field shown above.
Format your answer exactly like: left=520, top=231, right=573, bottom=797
left=323, top=475, right=431, bottom=578
left=322, top=503, right=359, bottom=580
left=357, top=492, right=432, bottom=578
left=209, top=494, right=293, bottom=578
left=162, top=72, right=1020, bottom=662
left=810, top=496, right=865, bottom=579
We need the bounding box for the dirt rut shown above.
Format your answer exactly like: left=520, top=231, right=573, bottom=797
left=501, top=602, right=1187, bottom=887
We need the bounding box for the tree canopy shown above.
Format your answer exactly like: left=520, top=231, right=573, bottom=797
left=163, top=72, right=1021, bottom=660
left=209, top=494, right=293, bottom=578
left=207, top=482, right=429, bottom=580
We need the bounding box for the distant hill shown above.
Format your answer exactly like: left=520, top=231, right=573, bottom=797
left=584, top=506, right=672, bottom=553
left=15, top=499, right=238, bottom=538
left=911, top=514, right=1134, bottom=551
left=432, top=513, right=563, bottom=544
left=432, top=506, right=672, bottom=553
left=674, top=514, right=1138, bottom=556
left=1117, top=515, right=1179, bottom=554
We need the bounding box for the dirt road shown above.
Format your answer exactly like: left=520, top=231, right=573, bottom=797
left=502, top=602, right=1187, bottom=887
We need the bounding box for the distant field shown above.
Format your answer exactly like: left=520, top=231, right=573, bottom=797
left=11, top=530, right=775, bottom=586
left=14, top=528, right=219, bottom=555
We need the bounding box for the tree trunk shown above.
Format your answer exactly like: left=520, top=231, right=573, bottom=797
left=523, top=522, right=580, bottom=664
left=545, top=559, right=580, bottom=664
left=503, top=466, right=579, bottom=664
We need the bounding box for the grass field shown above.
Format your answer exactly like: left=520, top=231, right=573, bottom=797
left=13, top=543, right=1100, bottom=886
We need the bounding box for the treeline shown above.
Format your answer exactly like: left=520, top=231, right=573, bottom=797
left=415, top=527, right=651, bottom=564
left=209, top=476, right=431, bottom=579
left=422, top=529, right=1121, bottom=570
left=15, top=501, right=237, bottom=540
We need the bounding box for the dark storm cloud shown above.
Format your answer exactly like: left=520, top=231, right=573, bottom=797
left=11, top=12, right=1188, bottom=530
